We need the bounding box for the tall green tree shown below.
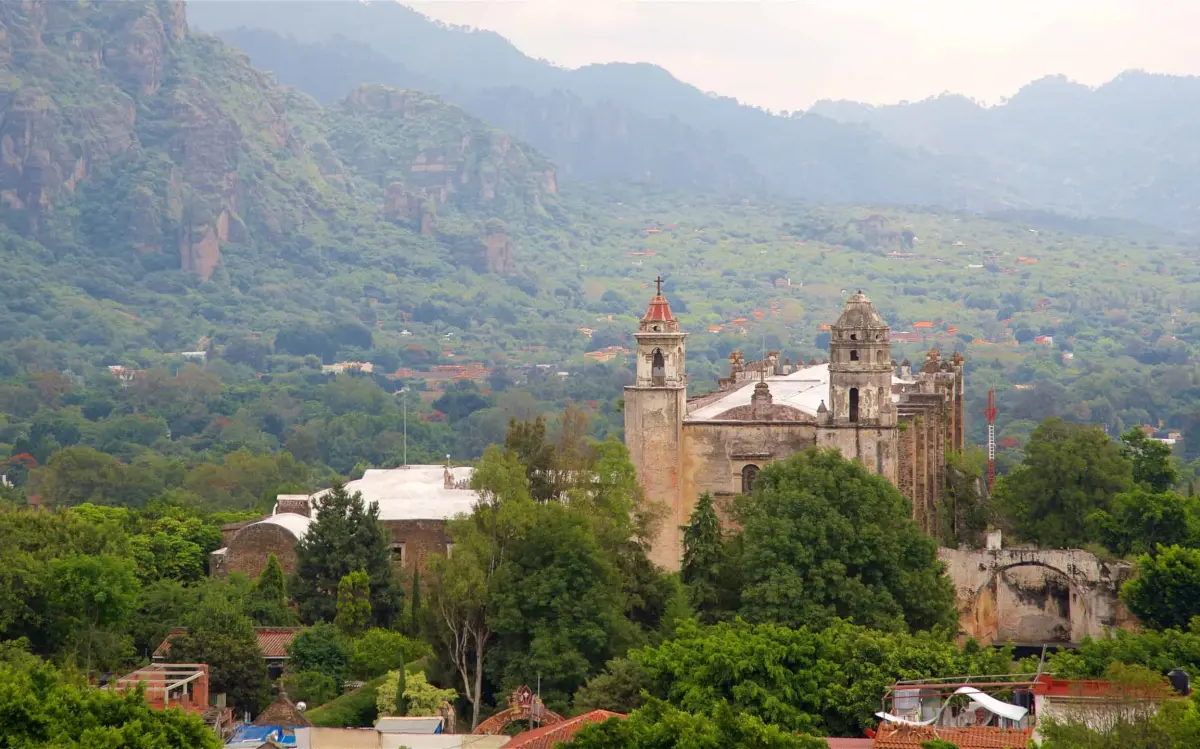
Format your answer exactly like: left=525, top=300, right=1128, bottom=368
left=348, top=628, right=430, bottom=681
left=570, top=698, right=831, bottom=749
left=0, top=658, right=221, bottom=748
left=394, top=654, right=407, bottom=716
left=246, top=553, right=298, bottom=626
left=995, top=419, right=1133, bottom=548
left=169, top=597, right=271, bottom=713
left=293, top=484, right=402, bottom=626
left=680, top=492, right=726, bottom=624
left=732, top=448, right=956, bottom=633
left=1086, top=488, right=1197, bottom=557
left=1121, top=545, right=1200, bottom=631
left=408, top=565, right=422, bottom=638
left=632, top=618, right=1012, bottom=738
left=1121, top=427, right=1179, bottom=493
left=429, top=445, right=530, bottom=729
left=47, top=553, right=139, bottom=675
left=288, top=622, right=352, bottom=691
left=334, top=570, right=372, bottom=637
left=504, top=415, right=562, bottom=502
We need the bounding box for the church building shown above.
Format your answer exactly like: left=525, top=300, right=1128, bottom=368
left=624, top=285, right=966, bottom=570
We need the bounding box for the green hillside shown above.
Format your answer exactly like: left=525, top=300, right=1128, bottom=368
left=3, top=0, right=1200, bottom=480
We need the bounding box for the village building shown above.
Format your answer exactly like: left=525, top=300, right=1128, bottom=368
left=212, top=466, right=475, bottom=580
left=153, top=627, right=304, bottom=680
left=623, top=283, right=966, bottom=570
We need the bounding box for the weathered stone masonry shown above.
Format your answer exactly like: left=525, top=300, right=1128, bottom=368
left=625, top=289, right=966, bottom=570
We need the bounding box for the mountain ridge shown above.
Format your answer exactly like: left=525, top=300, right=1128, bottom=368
left=191, top=0, right=1200, bottom=231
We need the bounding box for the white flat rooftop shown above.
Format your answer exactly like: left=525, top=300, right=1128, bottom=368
left=310, top=465, right=478, bottom=521
left=686, top=363, right=911, bottom=422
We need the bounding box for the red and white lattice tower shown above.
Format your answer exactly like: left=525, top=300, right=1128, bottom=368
left=984, top=388, right=997, bottom=494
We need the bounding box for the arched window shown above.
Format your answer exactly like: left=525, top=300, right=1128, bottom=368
left=876, top=350, right=886, bottom=363
left=651, top=349, right=666, bottom=386
left=849, top=333, right=857, bottom=341
left=849, top=387, right=859, bottom=422
left=849, top=350, right=859, bottom=361
left=742, top=464, right=760, bottom=493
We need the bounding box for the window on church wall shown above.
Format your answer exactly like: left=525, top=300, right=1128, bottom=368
left=849, top=333, right=857, bottom=341
left=849, top=388, right=860, bottom=422
left=742, top=464, right=760, bottom=493
left=391, top=542, right=406, bottom=565
left=876, top=350, right=886, bottom=363
left=849, top=350, right=859, bottom=361
left=651, top=349, right=666, bottom=386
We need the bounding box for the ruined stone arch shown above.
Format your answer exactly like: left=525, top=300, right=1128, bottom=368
left=967, top=561, right=1085, bottom=645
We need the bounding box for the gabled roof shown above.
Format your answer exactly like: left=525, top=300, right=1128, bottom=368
left=505, top=710, right=625, bottom=749
left=153, top=627, right=304, bottom=660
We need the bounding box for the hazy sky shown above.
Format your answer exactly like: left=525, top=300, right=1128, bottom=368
left=406, top=0, right=1200, bottom=110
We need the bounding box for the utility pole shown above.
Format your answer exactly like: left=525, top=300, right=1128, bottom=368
left=984, top=388, right=997, bottom=494
left=398, top=387, right=409, bottom=467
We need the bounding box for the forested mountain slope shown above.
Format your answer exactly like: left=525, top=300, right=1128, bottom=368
left=3, top=0, right=1200, bottom=467
left=811, top=71, right=1200, bottom=231
left=189, top=1, right=993, bottom=210
left=193, top=1, right=1200, bottom=230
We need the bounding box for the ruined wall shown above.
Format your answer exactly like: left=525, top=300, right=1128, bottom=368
left=382, top=519, right=452, bottom=572
left=816, top=425, right=897, bottom=483
left=940, top=546, right=1137, bottom=645
left=625, top=385, right=686, bottom=569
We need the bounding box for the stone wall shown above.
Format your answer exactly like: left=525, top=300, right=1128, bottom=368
left=940, top=545, right=1137, bottom=645
left=382, top=519, right=452, bottom=572
left=214, top=517, right=454, bottom=580
left=625, top=385, right=686, bottom=569
left=213, top=523, right=302, bottom=580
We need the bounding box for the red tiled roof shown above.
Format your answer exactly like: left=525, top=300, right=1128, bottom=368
left=641, top=294, right=675, bottom=323
left=872, top=722, right=1033, bottom=748
left=153, top=627, right=304, bottom=659
left=824, top=739, right=874, bottom=749
left=505, top=710, right=625, bottom=749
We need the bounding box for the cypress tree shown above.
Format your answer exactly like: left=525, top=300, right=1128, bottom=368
left=681, top=492, right=725, bottom=624
left=408, top=566, right=422, bottom=637
left=333, top=570, right=372, bottom=637
left=246, top=553, right=297, bottom=626
left=395, top=656, right=408, bottom=716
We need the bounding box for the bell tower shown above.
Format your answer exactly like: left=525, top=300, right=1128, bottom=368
left=828, top=290, right=894, bottom=426
left=624, top=277, right=687, bottom=569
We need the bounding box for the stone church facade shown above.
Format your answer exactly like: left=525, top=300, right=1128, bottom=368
left=624, top=288, right=966, bottom=570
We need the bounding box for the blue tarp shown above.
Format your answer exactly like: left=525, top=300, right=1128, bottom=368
left=226, top=725, right=297, bottom=746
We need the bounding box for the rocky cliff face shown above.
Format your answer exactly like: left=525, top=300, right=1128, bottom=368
left=0, top=2, right=560, bottom=281
left=329, top=85, right=557, bottom=224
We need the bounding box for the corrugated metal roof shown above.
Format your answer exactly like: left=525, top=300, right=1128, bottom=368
left=374, top=716, right=443, bottom=734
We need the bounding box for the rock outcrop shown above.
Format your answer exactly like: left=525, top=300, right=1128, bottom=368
left=482, top=218, right=516, bottom=275
left=0, top=2, right=556, bottom=281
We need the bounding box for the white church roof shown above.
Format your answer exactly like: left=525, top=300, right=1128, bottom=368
left=257, top=512, right=315, bottom=539
left=685, top=363, right=910, bottom=422
left=310, top=465, right=478, bottom=521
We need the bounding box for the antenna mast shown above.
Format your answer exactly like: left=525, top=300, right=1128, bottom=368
left=984, top=388, right=997, bottom=494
